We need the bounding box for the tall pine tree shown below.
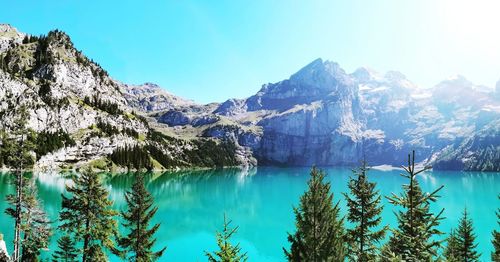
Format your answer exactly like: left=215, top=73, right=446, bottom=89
left=444, top=229, right=460, bottom=262
left=20, top=179, right=51, bottom=261
left=205, top=214, right=247, bottom=262
left=453, top=208, right=480, bottom=261
left=284, top=167, right=346, bottom=262
left=493, top=195, right=500, bottom=262
left=52, top=234, right=79, bottom=262
left=59, top=169, right=119, bottom=262
left=6, top=177, right=51, bottom=262
left=383, top=151, right=444, bottom=261
left=343, top=161, right=387, bottom=261
left=119, top=174, right=166, bottom=261
left=3, top=105, right=36, bottom=262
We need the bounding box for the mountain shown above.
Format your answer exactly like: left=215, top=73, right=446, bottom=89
left=0, top=24, right=252, bottom=171
left=202, top=60, right=499, bottom=170
left=0, top=24, right=498, bottom=171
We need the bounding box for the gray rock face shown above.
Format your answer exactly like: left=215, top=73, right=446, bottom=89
left=1, top=25, right=497, bottom=171
left=209, top=59, right=500, bottom=169
left=0, top=24, right=25, bottom=53
left=432, top=119, right=500, bottom=171
left=0, top=29, right=150, bottom=169
left=120, top=82, right=194, bottom=112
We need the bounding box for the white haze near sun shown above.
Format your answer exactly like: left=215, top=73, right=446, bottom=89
left=439, top=0, right=500, bottom=66
left=406, top=0, right=500, bottom=90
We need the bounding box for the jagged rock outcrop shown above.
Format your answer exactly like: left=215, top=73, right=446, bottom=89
left=432, top=119, right=500, bottom=171
left=0, top=24, right=251, bottom=170
left=120, top=82, right=194, bottom=112
left=1, top=24, right=498, bottom=171
left=208, top=59, right=500, bottom=169
left=0, top=24, right=25, bottom=53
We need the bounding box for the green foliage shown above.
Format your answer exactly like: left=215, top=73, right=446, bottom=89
left=383, top=151, right=445, bottom=261
left=205, top=214, right=247, bottom=262
left=119, top=174, right=166, bottom=261
left=84, top=96, right=123, bottom=115
left=147, top=131, right=239, bottom=169
left=38, top=80, right=51, bottom=98
left=35, top=130, right=75, bottom=159
left=5, top=177, right=52, bottom=261
left=284, top=167, right=346, bottom=262
left=35, top=80, right=70, bottom=108
left=96, top=119, right=119, bottom=136
left=1, top=106, right=37, bottom=261
left=343, top=161, right=387, bottom=261
left=445, top=208, right=480, bottom=262
left=131, top=111, right=150, bottom=128
left=444, top=229, right=460, bottom=262
left=110, top=145, right=152, bottom=170
left=123, top=127, right=139, bottom=139
left=492, top=195, right=500, bottom=262
left=59, top=169, right=119, bottom=261
left=52, top=234, right=79, bottom=262
left=0, top=106, right=36, bottom=168
left=96, top=119, right=139, bottom=139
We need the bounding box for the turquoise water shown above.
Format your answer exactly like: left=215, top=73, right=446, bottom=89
left=0, top=168, right=499, bottom=261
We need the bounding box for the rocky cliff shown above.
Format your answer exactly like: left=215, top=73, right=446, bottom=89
left=0, top=24, right=249, bottom=171
left=1, top=24, right=498, bottom=171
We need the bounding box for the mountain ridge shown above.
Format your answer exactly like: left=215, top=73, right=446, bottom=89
left=0, top=24, right=498, bottom=171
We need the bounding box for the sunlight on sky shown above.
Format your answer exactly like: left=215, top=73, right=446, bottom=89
left=1, top=0, right=500, bottom=103
left=439, top=0, right=500, bottom=58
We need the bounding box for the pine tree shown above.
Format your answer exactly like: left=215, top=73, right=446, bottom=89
left=119, top=174, right=166, bottom=261
left=59, top=169, right=119, bottom=262
left=343, top=161, right=387, bottom=261
left=52, top=235, right=79, bottom=262
left=383, top=151, right=444, bottom=262
left=20, top=179, right=52, bottom=261
left=284, top=167, right=346, bottom=262
left=3, top=105, right=36, bottom=262
left=493, top=195, right=500, bottom=262
left=205, top=214, right=247, bottom=262
left=444, top=229, right=460, bottom=262
left=454, top=208, right=480, bottom=261
left=6, top=178, right=52, bottom=261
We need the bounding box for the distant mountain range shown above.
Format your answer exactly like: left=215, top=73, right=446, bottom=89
left=0, top=24, right=498, bottom=171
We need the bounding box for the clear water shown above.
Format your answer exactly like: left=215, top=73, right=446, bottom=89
left=0, top=167, right=499, bottom=261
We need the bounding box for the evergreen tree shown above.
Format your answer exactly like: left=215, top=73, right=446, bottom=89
left=119, top=174, right=166, bottom=261
left=109, top=145, right=152, bottom=170
left=59, top=169, right=119, bottom=262
left=444, top=229, right=460, bottom=262
left=20, top=179, right=52, bottom=261
left=383, top=151, right=444, bottom=261
left=343, top=161, right=387, bottom=261
left=205, top=214, right=247, bottom=262
left=3, top=105, right=36, bottom=261
left=451, top=208, right=480, bottom=261
left=6, top=178, right=52, bottom=261
left=52, top=234, right=79, bottom=262
left=284, top=167, right=346, bottom=262
left=493, top=195, right=500, bottom=262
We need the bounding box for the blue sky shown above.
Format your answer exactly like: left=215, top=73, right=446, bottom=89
left=3, top=0, right=500, bottom=103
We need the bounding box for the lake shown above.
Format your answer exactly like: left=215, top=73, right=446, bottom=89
left=0, top=167, right=499, bottom=261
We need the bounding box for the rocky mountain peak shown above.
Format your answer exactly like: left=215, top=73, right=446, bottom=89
left=442, top=74, right=472, bottom=86
left=384, top=70, right=408, bottom=82
left=120, top=82, right=195, bottom=112
left=352, top=67, right=383, bottom=83
left=289, top=58, right=352, bottom=88
left=0, top=24, right=19, bottom=34
left=142, top=82, right=161, bottom=89
left=0, top=24, right=25, bottom=53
